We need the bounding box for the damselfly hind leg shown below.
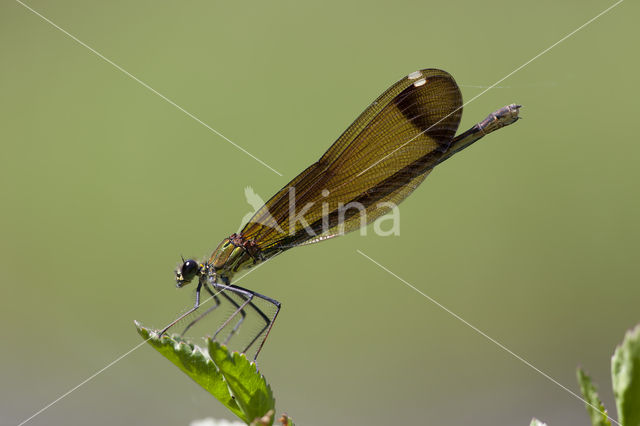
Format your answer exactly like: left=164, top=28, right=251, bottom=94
left=242, top=291, right=281, bottom=359
left=209, top=283, right=281, bottom=361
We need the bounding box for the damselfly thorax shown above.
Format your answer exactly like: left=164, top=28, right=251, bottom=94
left=176, top=233, right=266, bottom=288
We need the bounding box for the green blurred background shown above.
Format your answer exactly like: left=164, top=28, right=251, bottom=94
left=1, top=0, right=638, bottom=425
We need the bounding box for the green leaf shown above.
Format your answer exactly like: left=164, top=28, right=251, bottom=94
left=208, top=340, right=275, bottom=425
left=135, top=322, right=245, bottom=422
left=577, top=368, right=612, bottom=426
left=612, top=324, right=640, bottom=426
left=529, top=418, right=548, bottom=426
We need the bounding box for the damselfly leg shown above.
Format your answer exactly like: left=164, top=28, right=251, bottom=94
left=210, top=282, right=281, bottom=360
left=161, top=276, right=280, bottom=360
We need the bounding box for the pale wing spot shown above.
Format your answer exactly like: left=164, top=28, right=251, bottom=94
left=413, top=78, right=427, bottom=87
left=407, top=70, right=422, bottom=80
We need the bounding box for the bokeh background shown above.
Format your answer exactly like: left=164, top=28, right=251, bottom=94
left=1, top=0, right=638, bottom=425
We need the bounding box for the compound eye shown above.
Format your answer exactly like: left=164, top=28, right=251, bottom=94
left=181, top=259, right=199, bottom=280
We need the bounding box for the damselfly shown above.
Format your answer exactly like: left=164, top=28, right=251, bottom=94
left=160, top=68, right=521, bottom=360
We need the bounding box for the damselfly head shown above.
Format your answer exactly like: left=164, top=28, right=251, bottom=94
left=175, top=259, right=200, bottom=288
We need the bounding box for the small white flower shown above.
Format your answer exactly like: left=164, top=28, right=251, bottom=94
left=189, top=417, right=245, bottom=426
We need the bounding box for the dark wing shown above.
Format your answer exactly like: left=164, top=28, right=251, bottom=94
left=241, top=69, right=463, bottom=255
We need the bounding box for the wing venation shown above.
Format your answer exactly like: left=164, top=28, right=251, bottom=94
left=240, top=69, right=463, bottom=255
